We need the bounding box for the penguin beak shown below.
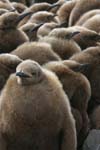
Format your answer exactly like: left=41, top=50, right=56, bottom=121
left=16, top=12, right=33, bottom=24
left=47, top=3, right=60, bottom=11
left=30, top=23, right=44, bottom=32
left=65, top=31, right=80, bottom=39
left=16, top=72, right=30, bottom=78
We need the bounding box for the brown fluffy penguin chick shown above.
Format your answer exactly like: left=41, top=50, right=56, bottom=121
left=18, top=2, right=57, bottom=27
left=37, top=22, right=58, bottom=37
left=70, top=46, right=100, bottom=113
left=28, top=11, right=56, bottom=24
left=76, top=9, right=100, bottom=26
left=90, top=106, right=100, bottom=129
left=57, top=0, right=76, bottom=26
left=44, top=60, right=91, bottom=147
left=0, top=53, right=22, bottom=91
left=0, top=59, right=77, bottom=150
left=66, top=26, right=100, bottom=50
left=0, top=11, right=30, bottom=53
left=69, top=0, right=100, bottom=26
left=82, top=14, right=100, bottom=33
left=11, top=2, right=27, bottom=13
left=39, top=28, right=81, bottom=59
left=11, top=42, right=61, bottom=65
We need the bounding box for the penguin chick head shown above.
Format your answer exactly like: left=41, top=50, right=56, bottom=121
left=49, top=28, right=80, bottom=39
left=0, top=11, right=32, bottom=29
left=16, top=60, right=44, bottom=85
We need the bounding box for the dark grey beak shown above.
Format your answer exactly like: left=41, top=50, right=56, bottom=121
left=30, top=23, right=44, bottom=32
left=16, top=12, right=33, bottom=24
left=47, top=3, right=60, bottom=11
left=16, top=72, right=30, bottom=78
left=65, top=31, right=80, bottom=39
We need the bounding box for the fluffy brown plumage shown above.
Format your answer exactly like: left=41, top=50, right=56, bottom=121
left=28, top=11, right=56, bottom=24
left=39, top=27, right=81, bottom=59
left=57, top=0, right=76, bottom=26
left=76, top=9, right=100, bottom=26
left=0, top=53, right=22, bottom=91
left=82, top=14, right=100, bottom=33
left=0, top=59, right=77, bottom=150
left=44, top=60, right=91, bottom=147
left=11, top=42, right=61, bottom=65
left=0, top=11, right=30, bottom=53
left=70, top=46, right=100, bottom=114
left=69, top=0, right=100, bottom=26
left=64, top=26, right=100, bottom=50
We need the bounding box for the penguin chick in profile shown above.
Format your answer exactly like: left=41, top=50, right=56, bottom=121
left=70, top=46, right=100, bottom=113
left=39, top=28, right=81, bottom=59
left=57, top=0, right=76, bottom=26
left=44, top=60, right=91, bottom=147
left=66, top=26, right=100, bottom=50
left=69, top=0, right=100, bottom=26
left=0, top=53, right=22, bottom=91
left=11, top=42, right=61, bottom=65
left=28, top=11, right=56, bottom=24
left=0, top=11, right=30, bottom=53
left=82, top=14, right=100, bottom=33
left=0, top=59, right=77, bottom=150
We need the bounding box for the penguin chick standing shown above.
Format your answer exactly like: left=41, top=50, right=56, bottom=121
left=0, top=60, right=77, bottom=150
left=0, top=11, right=30, bottom=53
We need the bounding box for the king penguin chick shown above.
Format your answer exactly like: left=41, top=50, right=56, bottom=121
left=18, top=2, right=58, bottom=26
left=0, top=59, right=77, bottom=150
left=0, top=11, right=30, bottom=53
left=11, top=42, right=61, bottom=65
left=65, top=26, right=100, bottom=50
left=0, top=53, right=22, bottom=91
left=70, top=46, right=100, bottom=114
left=44, top=60, right=91, bottom=145
left=39, top=27, right=81, bottom=59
